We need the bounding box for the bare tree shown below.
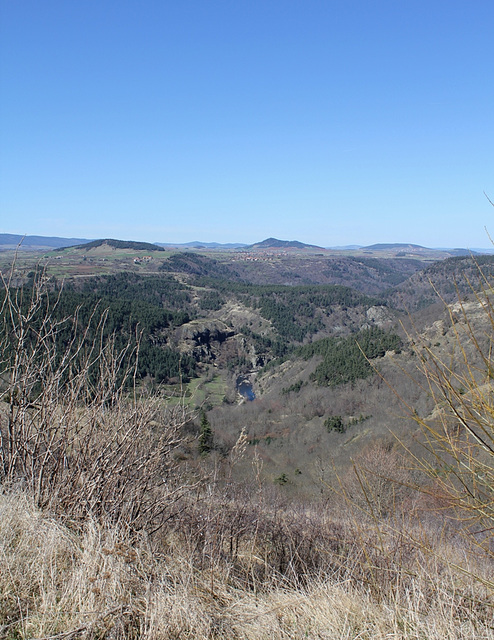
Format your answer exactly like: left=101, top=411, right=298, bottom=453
left=0, top=263, right=193, bottom=534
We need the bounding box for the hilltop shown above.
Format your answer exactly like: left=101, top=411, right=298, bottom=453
left=364, top=242, right=427, bottom=250
left=60, top=238, right=165, bottom=252
left=246, top=237, right=324, bottom=251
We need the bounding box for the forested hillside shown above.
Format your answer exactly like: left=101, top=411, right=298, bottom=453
left=15, top=270, right=397, bottom=386
left=386, top=254, right=494, bottom=310
left=158, top=250, right=424, bottom=293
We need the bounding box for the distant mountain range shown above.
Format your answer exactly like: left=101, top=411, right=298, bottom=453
left=0, top=233, right=490, bottom=255
left=156, top=241, right=247, bottom=249
left=0, top=233, right=93, bottom=249
left=0, top=234, right=246, bottom=251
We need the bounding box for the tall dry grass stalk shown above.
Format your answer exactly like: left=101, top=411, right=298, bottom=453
left=324, top=256, right=494, bottom=623
left=342, top=258, right=494, bottom=596
left=400, top=270, right=494, bottom=577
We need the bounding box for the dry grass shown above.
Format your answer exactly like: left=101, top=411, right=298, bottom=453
left=1, top=488, right=493, bottom=639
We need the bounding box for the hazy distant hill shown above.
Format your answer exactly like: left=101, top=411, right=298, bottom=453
left=60, top=238, right=165, bottom=252
left=363, top=242, right=477, bottom=258
left=434, top=248, right=479, bottom=257
left=327, top=245, right=363, bottom=250
left=364, top=243, right=426, bottom=251
left=247, top=237, right=324, bottom=250
left=0, top=233, right=92, bottom=250
left=156, top=241, right=247, bottom=249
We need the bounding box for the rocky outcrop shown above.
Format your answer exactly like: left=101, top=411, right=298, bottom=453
left=178, top=319, right=234, bottom=344
left=173, top=319, right=235, bottom=363
left=365, top=305, right=394, bottom=327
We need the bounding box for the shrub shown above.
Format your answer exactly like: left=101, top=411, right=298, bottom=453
left=404, top=276, right=494, bottom=569
left=324, top=415, right=345, bottom=433
left=0, top=265, right=192, bottom=534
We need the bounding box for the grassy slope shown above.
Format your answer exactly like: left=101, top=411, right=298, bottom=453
left=1, top=488, right=492, bottom=639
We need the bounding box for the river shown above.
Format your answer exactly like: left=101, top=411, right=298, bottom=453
left=236, top=376, right=255, bottom=401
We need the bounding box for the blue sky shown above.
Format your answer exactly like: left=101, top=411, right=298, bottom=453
left=1, top=1, right=493, bottom=248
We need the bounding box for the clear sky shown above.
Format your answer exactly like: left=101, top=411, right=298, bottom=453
left=1, top=1, right=493, bottom=248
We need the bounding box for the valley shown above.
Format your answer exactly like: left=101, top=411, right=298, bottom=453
left=2, top=236, right=494, bottom=638
left=3, top=237, right=494, bottom=492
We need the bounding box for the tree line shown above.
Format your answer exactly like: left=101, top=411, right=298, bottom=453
left=296, top=327, right=402, bottom=387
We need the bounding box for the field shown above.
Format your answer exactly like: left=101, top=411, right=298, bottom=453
left=0, top=245, right=174, bottom=280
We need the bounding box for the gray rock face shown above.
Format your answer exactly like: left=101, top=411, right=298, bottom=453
left=173, top=320, right=235, bottom=363
left=178, top=320, right=234, bottom=345
left=366, top=305, right=394, bottom=327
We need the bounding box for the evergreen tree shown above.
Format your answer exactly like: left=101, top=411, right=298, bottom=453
left=198, top=411, right=213, bottom=455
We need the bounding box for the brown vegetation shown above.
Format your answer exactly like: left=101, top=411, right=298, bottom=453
left=1, top=259, right=494, bottom=638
